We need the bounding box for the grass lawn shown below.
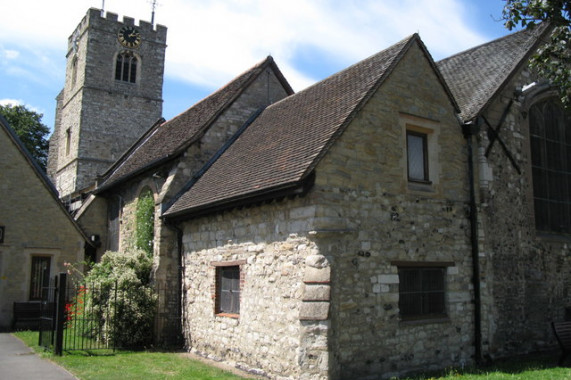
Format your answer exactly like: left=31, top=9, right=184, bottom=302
left=13, top=331, right=571, bottom=380
left=13, top=331, right=250, bottom=380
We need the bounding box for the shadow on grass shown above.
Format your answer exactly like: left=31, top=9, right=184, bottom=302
left=401, top=352, right=566, bottom=379
left=61, top=345, right=185, bottom=357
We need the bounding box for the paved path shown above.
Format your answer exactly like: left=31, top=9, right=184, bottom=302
left=0, top=333, right=77, bottom=380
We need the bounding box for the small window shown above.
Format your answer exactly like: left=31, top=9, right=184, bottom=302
left=65, top=128, right=71, bottom=156
left=215, top=265, right=241, bottom=316
left=407, top=130, right=429, bottom=182
left=30, top=256, right=51, bottom=300
left=71, top=56, right=78, bottom=87
left=398, top=266, right=445, bottom=320
left=115, top=51, right=137, bottom=83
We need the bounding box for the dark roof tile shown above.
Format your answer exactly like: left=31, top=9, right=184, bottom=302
left=164, top=35, right=423, bottom=217
left=437, top=24, right=551, bottom=121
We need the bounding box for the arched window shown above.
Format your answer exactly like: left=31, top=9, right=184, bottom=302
left=529, top=98, right=571, bottom=234
left=135, top=188, right=154, bottom=256
left=115, top=51, right=138, bottom=83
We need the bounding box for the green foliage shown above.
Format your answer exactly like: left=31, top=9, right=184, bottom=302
left=135, top=189, right=155, bottom=256
left=80, top=249, right=156, bottom=348
left=0, top=103, right=50, bottom=170
left=0, top=105, right=50, bottom=171
left=502, top=0, right=571, bottom=106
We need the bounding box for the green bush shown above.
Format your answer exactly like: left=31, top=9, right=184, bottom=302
left=135, top=189, right=155, bottom=256
left=80, top=249, right=156, bottom=348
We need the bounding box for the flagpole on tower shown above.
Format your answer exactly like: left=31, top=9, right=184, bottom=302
left=101, top=0, right=105, bottom=16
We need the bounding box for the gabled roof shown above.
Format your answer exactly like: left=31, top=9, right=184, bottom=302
left=97, top=56, right=293, bottom=192
left=437, top=24, right=552, bottom=122
left=0, top=114, right=90, bottom=243
left=164, top=34, right=455, bottom=219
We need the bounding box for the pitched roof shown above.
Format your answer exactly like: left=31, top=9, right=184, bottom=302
left=165, top=34, right=452, bottom=219
left=97, top=56, right=293, bottom=192
left=0, top=114, right=90, bottom=243
left=437, top=24, right=551, bottom=121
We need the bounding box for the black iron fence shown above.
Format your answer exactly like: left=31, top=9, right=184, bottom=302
left=39, top=273, right=180, bottom=354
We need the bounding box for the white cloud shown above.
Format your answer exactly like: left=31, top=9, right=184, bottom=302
left=0, top=98, right=22, bottom=106
left=3, top=49, right=19, bottom=60
left=160, top=0, right=490, bottom=91
left=0, top=0, right=496, bottom=99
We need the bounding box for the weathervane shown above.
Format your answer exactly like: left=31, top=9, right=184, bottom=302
left=149, top=0, right=161, bottom=27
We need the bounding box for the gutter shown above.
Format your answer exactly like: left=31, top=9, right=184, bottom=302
left=163, top=172, right=315, bottom=223
left=462, top=119, right=482, bottom=364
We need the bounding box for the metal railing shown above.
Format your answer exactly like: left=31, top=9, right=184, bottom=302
left=39, top=273, right=180, bottom=354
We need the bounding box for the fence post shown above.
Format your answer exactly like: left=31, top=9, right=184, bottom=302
left=54, top=272, right=67, bottom=356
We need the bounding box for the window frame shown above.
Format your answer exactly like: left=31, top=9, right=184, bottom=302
left=529, top=98, right=571, bottom=235
left=212, top=260, right=245, bottom=318
left=394, top=262, right=450, bottom=321
left=65, top=128, right=71, bottom=156
left=115, top=51, right=138, bottom=83
left=406, top=130, right=430, bottom=183
left=29, top=256, right=51, bottom=301
left=107, top=195, right=121, bottom=252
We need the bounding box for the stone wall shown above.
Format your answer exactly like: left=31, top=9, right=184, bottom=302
left=177, top=43, right=473, bottom=380
left=49, top=8, right=167, bottom=197
left=180, top=197, right=329, bottom=379
left=90, top=64, right=293, bottom=345
left=309, top=43, right=473, bottom=379
left=476, top=67, right=571, bottom=358
left=0, top=124, right=85, bottom=329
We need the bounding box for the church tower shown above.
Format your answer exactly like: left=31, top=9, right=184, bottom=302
left=47, top=8, right=167, bottom=202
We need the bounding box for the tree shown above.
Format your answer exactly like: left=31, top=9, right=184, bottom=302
left=0, top=104, right=50, bottom=170
left=502, top=0, right=571, bottom=106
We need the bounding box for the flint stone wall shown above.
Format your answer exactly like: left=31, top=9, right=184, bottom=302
left=181, top=197, right=330, bottom=380
left=476, top=68, right=571, bottom=358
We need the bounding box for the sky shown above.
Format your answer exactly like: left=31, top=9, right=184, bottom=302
left=0, top=0, right=517, bottom=133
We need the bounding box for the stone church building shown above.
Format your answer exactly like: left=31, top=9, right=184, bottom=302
left=0, top=114, right=88, bottom=330
left=46, top=8, right=569, bottom=380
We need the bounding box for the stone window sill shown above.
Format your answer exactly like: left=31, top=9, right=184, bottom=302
left=535, top=231, right=571, bottom=243
left=407, top=181, right=435, bottom=193
left=399, top=315, right=450, bottom=326
left=215, top=312, right=239, bottom=319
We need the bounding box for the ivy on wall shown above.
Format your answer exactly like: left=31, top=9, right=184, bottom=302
left=135, top=189, right=154, bottom=256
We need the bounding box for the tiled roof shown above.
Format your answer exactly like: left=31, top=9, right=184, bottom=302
left=164, top=34, right=435, bottom=218
left=98, top=56, right=293, bottom=191
left=437, top=24, right=551, bottom=121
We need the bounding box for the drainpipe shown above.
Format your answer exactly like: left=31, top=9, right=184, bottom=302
left=462, top=120, right=482, bottom=365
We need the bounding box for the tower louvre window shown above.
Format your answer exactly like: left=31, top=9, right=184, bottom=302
left=115, top=51, right=137, bottom=83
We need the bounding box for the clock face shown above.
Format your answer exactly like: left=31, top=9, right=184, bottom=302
left=118, top=26, right=141, bottom=48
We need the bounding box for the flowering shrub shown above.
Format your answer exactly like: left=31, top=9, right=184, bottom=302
left=65, top=285, right=86, bottom=328
left=79, top=249, right=156, bottom=347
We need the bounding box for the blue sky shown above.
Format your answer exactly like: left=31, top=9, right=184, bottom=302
left=0, top=0, right=516, bottom=133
